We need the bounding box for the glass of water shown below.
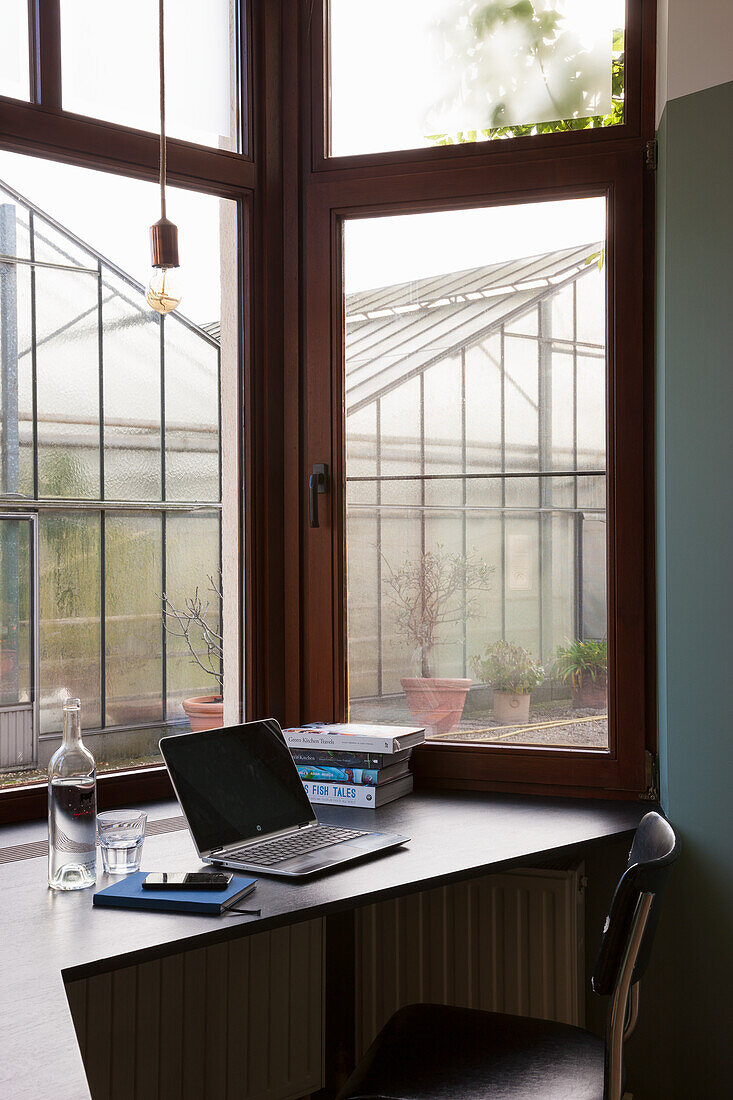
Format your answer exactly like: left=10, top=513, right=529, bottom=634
left=98, top=810, right=147, bottom=874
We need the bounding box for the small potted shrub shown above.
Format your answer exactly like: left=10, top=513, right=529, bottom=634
left=162, top=575, right=223, bottom=731
left=383, top=547, right=494, bottom=735
left=553, top=638, right=607, bottom=709
left=471, top=640, right=544, bottom=725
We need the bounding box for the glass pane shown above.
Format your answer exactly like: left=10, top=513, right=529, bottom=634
left=165, top=512, right=221, bottom=722
left=164, top=319, right=220, bottom=502
left=39, top=513, right=101, bottom=733
left=0, top=518, right=32, bottom=707
left=0, top=201, right=34, bottom=495
left=329, top=0, right=625, bottom=157
left=0, top=0, right=30, bottom=101
left=60, top=0, right=239, bottom=151
left=102, top=273, right=162, bottom=501
left=105, top=513, right=163, bottom=728
left=344, top=199, right=608, bottom=750
left=35, top=267, right=101, bottom=498
left=0, top=149, right=238, bottom=788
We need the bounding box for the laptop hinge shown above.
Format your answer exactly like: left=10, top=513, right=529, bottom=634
left=216, top=822, right=315, bottom=855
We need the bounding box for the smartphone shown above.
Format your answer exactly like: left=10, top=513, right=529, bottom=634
left=142, top=871, right=233, bottom=890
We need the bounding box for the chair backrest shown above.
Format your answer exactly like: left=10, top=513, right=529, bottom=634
left=592, top=811, right=680, bottom=996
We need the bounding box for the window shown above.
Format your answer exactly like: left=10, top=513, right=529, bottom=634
left=343, top=199, right=609, bottom=751
left=0, top=2, right=655, bottom=814
left=59, top=1, right=240, bottom=151
left=299, top=1, right=655, bottom=797
left=0, top=4, right=249, bottom=815
left=0, top=151, right=237, bottom=792
left=329, top=0, right=625, bottom=156
left=0, top=0, right=30, bottom=102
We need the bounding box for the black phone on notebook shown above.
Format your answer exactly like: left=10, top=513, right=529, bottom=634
left=142, top=871, right=233, bottom=890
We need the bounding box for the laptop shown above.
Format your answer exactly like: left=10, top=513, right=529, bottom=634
left=160, top=719, right=410, bottom=878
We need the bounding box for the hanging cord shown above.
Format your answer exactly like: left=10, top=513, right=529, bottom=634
left=158, top=0, right=167, bottom=220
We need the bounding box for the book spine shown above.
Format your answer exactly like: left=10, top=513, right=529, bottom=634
left=284, top=732, right=396, bottom=753
left=290, top=749, right=387, bottom=768
left=301, top=779, right=378, bottom=807
left=296, top=765, right=379, bottom=785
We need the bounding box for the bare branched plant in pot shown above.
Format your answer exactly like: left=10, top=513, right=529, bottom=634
left=162, top=574, right=223, bottom=731
left=382, top=546, right=494, bottom=735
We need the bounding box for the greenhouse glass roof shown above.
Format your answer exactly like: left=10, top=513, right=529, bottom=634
left=345, top=242, right=603, bottom=413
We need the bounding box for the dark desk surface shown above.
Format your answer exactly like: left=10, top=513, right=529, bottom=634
left=0, top=790, right=649, bottom=1100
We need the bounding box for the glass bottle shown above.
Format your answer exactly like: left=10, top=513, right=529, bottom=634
left=48, top=698, right=97, bottom=891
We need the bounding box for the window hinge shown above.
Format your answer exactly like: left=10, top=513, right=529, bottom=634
left=640, top=750, right=659, bottom=801
left=645, top=139, right=658, bottom=172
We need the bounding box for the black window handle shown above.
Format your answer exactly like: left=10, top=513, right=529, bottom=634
left=309, top=463, right=329, bottom=528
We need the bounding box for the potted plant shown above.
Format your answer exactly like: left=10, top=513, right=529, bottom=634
left=382, top=547, right=493, bottom=735
left=162, top=575, right=223, bottom=731
left=553, top=637, right=607, bottom=709
left=471, top=640, right=544, bottom=725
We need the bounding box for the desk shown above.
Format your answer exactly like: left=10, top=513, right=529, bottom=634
left=0, top=790, right=649, bottom=1100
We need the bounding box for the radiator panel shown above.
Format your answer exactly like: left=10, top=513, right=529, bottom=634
left=65, top=919, right=324, bottom=1100
left=355, top=867, right=584, bottom=1057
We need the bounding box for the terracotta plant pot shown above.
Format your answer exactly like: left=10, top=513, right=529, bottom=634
left=492, top=690, right=531, bottom=725
left=182, top=695, right=224, bottom=732
left=572, top=673, right=607, bottom=709
left=400, top=677, right=472, bottom=736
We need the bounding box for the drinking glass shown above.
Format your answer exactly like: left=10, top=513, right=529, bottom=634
left=98, top=810, right=147, bottom=874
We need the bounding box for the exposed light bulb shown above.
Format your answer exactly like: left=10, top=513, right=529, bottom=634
left=145, top=265, right=183, bottom=314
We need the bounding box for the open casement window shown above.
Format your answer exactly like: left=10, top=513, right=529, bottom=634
left=298, top=0, right=656, bottom=799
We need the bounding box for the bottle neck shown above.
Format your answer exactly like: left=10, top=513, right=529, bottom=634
left=62, top=705, right=82, bottom=745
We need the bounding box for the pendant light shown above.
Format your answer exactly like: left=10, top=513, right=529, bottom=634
left=145, top=0, right=182, bottom=314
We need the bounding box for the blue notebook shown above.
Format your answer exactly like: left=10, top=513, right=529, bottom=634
left=93, top=871, right=258, bottom=915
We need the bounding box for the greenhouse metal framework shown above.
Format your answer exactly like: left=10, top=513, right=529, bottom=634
left=0, top=178, right=221, bottom=769
left=1, top=171, right=608, bottom=763
left=344, top=244, right=608, bottom=703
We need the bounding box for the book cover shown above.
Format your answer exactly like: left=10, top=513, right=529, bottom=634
left=295, top=761, right=410, bottom=786
left=290, top=747, right=412, bottom=768
left=301, top=774, right=413, bottom=808
left=93, top=872, right=257, bottom=915
left=283, top=723, right=425, bottom=754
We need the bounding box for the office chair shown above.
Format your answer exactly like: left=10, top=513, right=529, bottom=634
left=337, top=811, right=679, bottom=1100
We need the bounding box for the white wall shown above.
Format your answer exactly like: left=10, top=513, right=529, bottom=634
left=657, top=0, right=733, bottom=123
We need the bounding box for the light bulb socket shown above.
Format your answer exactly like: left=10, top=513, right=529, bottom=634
left=150, top=217, right=180, bottom=269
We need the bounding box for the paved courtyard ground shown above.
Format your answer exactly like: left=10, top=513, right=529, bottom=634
left=349, top=696, right=608, bottom=749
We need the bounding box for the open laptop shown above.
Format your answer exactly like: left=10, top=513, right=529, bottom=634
left=160, top=719, right=409, bottom=878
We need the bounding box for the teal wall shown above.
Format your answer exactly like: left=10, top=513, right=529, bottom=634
left=649, top=77, right=733, bottom=1097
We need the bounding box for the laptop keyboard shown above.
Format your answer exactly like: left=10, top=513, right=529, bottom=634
left=224, top=825, right=369, bottom=866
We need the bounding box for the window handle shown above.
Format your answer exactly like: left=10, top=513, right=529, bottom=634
left=309, top=463, right=329, bottom=528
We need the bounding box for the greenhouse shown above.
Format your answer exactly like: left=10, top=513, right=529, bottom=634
left=1, top=171, right=609, bottom=771
left=0, top=178, right=221, bottom=773
left=344, top=242, right=608, bottom=743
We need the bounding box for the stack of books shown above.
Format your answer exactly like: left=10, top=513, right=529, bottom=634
left=282, top=723, right=425, bottom=808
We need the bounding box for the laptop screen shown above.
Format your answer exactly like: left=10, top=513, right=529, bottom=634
left=160, top=720, right=316, bottom=854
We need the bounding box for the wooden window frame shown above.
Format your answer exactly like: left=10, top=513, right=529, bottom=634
left=0, top=0, right=290, bottom=824
left=293, top=1, right=658, bottom=800
left=0, top=1, right=658, bottom=818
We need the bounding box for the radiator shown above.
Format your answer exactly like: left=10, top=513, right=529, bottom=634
left=354, top=866, right=585, bottom=1057
left=65, top=919, right=324, bottom=1100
